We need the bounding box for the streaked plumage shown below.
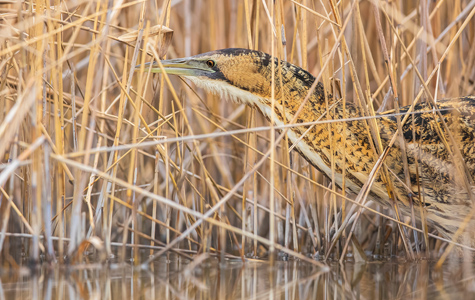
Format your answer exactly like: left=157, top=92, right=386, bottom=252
left=139, top=48, right=475, bottom=252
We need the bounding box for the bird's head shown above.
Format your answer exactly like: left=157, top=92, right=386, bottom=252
left=136, top=48, right=318, bottom=107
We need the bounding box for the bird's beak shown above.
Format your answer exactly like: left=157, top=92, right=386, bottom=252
left=135, top=58, right=208, bottom=76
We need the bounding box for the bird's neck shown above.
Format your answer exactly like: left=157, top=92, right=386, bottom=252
left=187, top=63, right=335, bottom=126
left=254, top=80, right=333, bottom=128
left=241, top=62, right=335, bottom=125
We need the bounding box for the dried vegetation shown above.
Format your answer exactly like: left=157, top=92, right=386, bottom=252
left=1, top=0, right=475, bottom=269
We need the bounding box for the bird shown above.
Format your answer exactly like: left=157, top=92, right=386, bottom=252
left=137, top=48, right=475, bottom=254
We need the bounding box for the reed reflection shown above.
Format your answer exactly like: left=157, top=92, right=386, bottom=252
left=1, top=258, right=475, bottom=299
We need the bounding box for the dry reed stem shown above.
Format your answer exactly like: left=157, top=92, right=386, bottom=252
left=1, top=0, right=475, bottom=268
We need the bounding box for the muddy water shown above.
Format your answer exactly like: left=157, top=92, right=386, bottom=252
left=1, top=254, right=475, bottom=300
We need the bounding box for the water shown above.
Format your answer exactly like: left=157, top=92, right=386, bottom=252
left=1, top=254, right=475, bottom=299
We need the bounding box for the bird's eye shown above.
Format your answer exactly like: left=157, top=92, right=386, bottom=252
left=206, top=60, right=216, bottom=68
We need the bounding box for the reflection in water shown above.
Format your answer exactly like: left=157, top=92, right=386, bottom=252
left=1, top=256, right=475, bottom=299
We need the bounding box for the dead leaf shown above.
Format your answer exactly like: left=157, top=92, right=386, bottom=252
left=118, top=25, right=173, bottom=59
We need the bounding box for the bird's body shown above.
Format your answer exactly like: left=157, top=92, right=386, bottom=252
left=141, top=48, right=475, bottom=252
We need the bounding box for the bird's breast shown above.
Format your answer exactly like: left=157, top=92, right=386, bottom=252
left=254, top=100, right=381, bottom=197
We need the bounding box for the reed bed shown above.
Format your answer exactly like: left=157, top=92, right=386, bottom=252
left=0, top=0, right=474, bottom=269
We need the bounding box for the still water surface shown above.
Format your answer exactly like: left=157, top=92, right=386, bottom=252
left=1, top=254, right=475, bottom=299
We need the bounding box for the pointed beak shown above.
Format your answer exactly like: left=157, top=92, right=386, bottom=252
left=135, top=58, right=209, bottom=76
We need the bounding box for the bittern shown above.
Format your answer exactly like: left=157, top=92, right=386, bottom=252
left=138, top=48, right=475, bottom=253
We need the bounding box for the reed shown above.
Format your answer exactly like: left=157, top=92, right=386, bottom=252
left=0, top=0, right=474, bottom=268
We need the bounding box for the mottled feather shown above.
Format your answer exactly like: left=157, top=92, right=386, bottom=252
left=158, top=48, right=475, bottom=251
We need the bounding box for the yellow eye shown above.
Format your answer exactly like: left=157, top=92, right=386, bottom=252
left=206, top=60, right=215, bottom=68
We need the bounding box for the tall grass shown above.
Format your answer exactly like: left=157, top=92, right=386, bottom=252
left=0, top=0, right=474, bottom=268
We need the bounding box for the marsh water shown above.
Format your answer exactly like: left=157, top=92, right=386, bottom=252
left=1, top=251, right=475, bottom=300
